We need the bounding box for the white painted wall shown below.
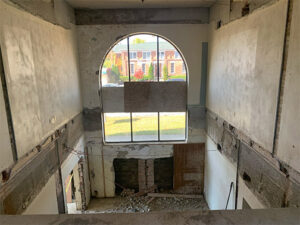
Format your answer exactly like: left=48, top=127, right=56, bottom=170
left=77, top=24, right=208, bottom=108
left=0, top=0, right=82, bottom=159
left=204, top=136, right=236, bottom=210
left=23, top=175, right=58, bottom=215
left=277, top=0, right=300, bottom=173
left=206, top=0, right=287, bottom=151
left=0, top=73, right=13, bottom=171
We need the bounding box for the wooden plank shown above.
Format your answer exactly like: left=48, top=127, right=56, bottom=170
left=124, top=81, right=187, bottom=112
left=173, top=144, right=205, bottom=194
left=147, top=193, right=203, bottom=199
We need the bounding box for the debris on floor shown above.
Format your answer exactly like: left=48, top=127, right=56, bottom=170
left=86, top=190, right=209, bottom=213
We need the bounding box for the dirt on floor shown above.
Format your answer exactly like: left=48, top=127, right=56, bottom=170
left=86, top=190, right=209, bottom=213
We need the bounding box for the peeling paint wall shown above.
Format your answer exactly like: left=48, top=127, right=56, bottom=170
left=0, top=0, right=82, bottom=159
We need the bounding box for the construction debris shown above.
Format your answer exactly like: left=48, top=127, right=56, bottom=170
left=147, top=193, right=203, bottom=199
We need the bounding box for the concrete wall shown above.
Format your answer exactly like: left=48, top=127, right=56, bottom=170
left=0, top=60, right=13, bottom=171
left=277, top=0, right=300, bottom=173
left=6, top=0, right=75, bottom=29
left=207, top=0, right=287, bottom=151
left=0, top=0, right=82, bottom=159
left=23, top=175, right=58, bottom=215
left=204, top=136, right=236, bottom=210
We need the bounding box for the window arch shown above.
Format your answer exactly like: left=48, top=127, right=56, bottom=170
left=100, top=33, right=188, bottom=143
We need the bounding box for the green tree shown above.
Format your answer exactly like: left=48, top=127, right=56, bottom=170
left=148, top=63, right=154, bottom=80
left=108, top=65, right=121, bottom=83
left=103, top=58, right=112, bottom=69
left=132, top=38, right=145, bottom=44
left=163, top=64, right=169, bottom=81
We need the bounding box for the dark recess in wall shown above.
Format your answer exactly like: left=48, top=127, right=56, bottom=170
left=114, top=159, right=139, bottom=194
left=154, top=157, right=173, bottom=191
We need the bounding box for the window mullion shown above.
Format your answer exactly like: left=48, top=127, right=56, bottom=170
left=127, top=37, right=133, bottom=142
left=157, top=36, right=160, bottom=141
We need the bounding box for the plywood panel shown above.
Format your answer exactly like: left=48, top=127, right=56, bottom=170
left=124, top=82, right=186, bottom=112
left=174, top=143, right=205, bottom=194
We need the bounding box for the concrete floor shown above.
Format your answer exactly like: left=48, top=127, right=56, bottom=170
left=85, top=195, right=209, bottom=213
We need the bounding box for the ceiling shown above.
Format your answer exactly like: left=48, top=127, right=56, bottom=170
left=65, top=0, right=217, bottom=9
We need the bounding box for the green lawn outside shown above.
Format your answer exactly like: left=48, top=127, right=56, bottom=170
left=104, top=114, right=185, bottom=137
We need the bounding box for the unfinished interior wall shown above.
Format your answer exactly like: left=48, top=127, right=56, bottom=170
left=23, top=175, right=58, bottom=215
left=276, top=0, right=300, bottom=173
left=204, top=136, right=236, bottom=210
left=207, top=0, right=287, bottom=151
left=0, top=0, right=89, bottom=215
left=0, top=57, right=13, bottom=171
left=206, top=0, right=300, bottom=209
left=61, top=136, right=90, bottom=211
left=86, top=130, right=174, bottom=197
left=77, top=23, right=209, bottom=198
left=0, top=0, right=82, bottom=159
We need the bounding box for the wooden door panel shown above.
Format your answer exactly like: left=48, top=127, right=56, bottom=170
left=174, top=143, right=205, bottom=194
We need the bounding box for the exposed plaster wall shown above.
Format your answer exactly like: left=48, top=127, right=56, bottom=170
left=204, top=136, right=236, bottom=210
left=76, top=24, right=208, bottom=108
left=0, top=63, right=13, bottom=171
left=277, top=0, right=300, bottom=173
left=207, top=0, right=287, bottom=151
left=0, top=0, right=82, bottom=159
left=209, top=0, right=276, bottom=26
left=86, top=130, right=174, bottom=197
left=4, top=0, right=75, bottom=29
left=23, top=175, right=58, bottom=215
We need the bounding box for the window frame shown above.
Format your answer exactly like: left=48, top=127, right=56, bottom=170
left=130, top=51, right=137, bottom=59
left=99, top=33, right=189, bottom=145
left=142, top=63, right=146, bottom=74
left=170, top=61, right=175, bottom=74
left=130, top=63, right=135, bottom=75
left=142, top=51, right=151, bottom=60
left=159, top=51, right=165, bottom=59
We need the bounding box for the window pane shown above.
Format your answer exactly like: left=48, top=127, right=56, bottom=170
left=104, top=113, right=131, bottom=142
left=129, top=34, right=158, bottom=81
left=101, top=38, right=128, bottom=87
left=158, top=37, right=187, bottom=82
left=132, top=113, right=158, bottom=141
left=160, top=112, right=186, bottom=140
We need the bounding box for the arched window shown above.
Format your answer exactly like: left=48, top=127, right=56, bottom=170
left=100, top=33, right=188, bottom=143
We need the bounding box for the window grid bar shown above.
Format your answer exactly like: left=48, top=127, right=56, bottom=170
left=157, top=36, right=160, bottom=141
left=127, top=37, right=133, bottom=142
